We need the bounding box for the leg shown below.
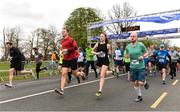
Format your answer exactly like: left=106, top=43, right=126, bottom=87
left=98, top=65, right=108, bottom=92
left=86, top=61, right=90, bottom=77
left=91, top=61, right=98, bottom=78
left=36, top=63, right=41, bottom=79
left=60, top=67, right=69, bottom=91
left=7, top=68, right=15, bottom=86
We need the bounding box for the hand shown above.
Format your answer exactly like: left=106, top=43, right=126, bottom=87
left=95, top=52, right=100, bottom=55
left=62, top=49, right=68, bottom=52
left=126, top=54, right=129, bottom=58
left=62, top=49, right=68, bottom=55
left=138, top=56, right=144, bottom=60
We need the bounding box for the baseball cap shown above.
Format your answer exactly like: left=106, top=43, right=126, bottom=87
left=160, top=44, right=165, bottom=48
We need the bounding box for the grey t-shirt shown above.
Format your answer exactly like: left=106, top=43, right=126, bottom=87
left=169, top=50, right=179, bottom=62
left=34, top=53, right=43, bottom=64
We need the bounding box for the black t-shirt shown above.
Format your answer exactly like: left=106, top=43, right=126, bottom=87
left=10, top=47, right=25, bottom=62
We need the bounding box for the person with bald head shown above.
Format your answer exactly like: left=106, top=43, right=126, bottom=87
left=125, top=32, right=149, bottom=102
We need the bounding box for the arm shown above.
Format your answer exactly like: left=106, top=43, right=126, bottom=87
left=138, top=44, right=148, bottom=60
left=107, top=44, right=112, bottom=55
left=167, top=53, right=172, bottom=63
left=107, top=44, right=112, bottom=59
left=92, top=43, right=99, bottom=55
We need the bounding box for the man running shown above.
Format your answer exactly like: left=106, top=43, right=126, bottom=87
left=125, top=32, right=149, bottom=102
left=154, top=44, right=171, bottom=84
left=113, top=42, right=124, bottom=77
left=147, top=44, right=156, bottom=76
left=168, top=46, right=179, bottom=79
left=5, top=42, right=34, bottom=87
left=54, top=27, right=85, bottom=95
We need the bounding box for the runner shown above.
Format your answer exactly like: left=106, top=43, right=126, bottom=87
left=113, top=42, right=124, bottom=77
left=5, top=42, right=35, bottom=87
left=154, top=44, right=171, bottom=84
left=58, top=45, right=80, bottom=84
left=92, top=32, right=112, bottom=97
left=125, top=32, right=149, bottom=102
left=77, top=47, right=85, bottom=73
left=33, top=47, right=47, bottom=80
left=147, top=44, right=156, bottom=76
left=54, top=27, right=85, bottom=95
left=168, top=46, right=179, bottom=79
left=85, top=43, right=98, bottom=79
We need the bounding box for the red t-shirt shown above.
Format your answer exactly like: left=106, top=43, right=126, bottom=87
left=61, top=36, right=79, bottom=60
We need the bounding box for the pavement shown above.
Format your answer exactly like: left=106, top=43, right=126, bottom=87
left=0, top=71, right=180, bottom=111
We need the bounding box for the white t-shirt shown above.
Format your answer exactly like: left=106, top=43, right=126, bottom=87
left=77, top=52, right=85, bottom=62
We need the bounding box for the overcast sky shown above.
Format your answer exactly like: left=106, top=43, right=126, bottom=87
left=0, top=0, right=180, bottom=46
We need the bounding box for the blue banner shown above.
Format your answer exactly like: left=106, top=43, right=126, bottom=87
left=90, top=28, right=178, bottom=40
left=88, top=13, right=180, bottom=29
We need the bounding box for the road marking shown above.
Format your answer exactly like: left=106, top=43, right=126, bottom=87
left=150, top=92, right=168, bottom=109
left=172, top=79, right=179, bottom=86
left=0, top=73, right=127, bottom=104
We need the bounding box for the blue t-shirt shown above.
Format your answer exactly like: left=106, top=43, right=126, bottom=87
left=155, top=50, right=170, bottom=64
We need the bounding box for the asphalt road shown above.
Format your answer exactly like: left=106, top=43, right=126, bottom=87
left=0, top=72, right=180, bottom=111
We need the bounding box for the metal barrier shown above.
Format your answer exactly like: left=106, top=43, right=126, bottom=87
left=44, top=60, right=59, bottom=76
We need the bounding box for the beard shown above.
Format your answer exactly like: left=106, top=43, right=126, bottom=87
left=131, top=39, right=136, bottom=43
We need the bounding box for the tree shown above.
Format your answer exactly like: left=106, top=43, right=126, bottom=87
left=65, top=7, right=103, bottom=49
left=106, top=2, right=137, bottom=34
left=1, top=26, right=22, bottom=60
left=33, top=26, right=58, bottom=59
left=2, top=28, right=8, bottom=60
left=5, top=26, right=22, bottom=48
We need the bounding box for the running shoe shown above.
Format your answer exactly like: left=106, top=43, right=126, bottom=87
left=134, top=96, right=143, bottom=102
left=54, top=88, right=64, bottom=95
left=5, top=83, right=12, bottom=88
left=44, top=66, right=48, bottom=71
left=95, top=91, right=102, bottom=97
left=144, top=80, right=149, bottom=90
left=162, top=80, right=166, bottom=84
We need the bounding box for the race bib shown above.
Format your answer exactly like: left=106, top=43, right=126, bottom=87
left=99, top=52, right=106, bottom=58
left=131, top=60, right=139, bottom=65
left=115, top=57, right=123, bottom=60
left=159, top=59, right=165, bottom=63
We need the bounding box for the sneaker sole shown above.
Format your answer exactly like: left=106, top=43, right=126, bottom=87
left=54, top=89, right=63, bottom=95
left=5, top=85, right=12, bottom=88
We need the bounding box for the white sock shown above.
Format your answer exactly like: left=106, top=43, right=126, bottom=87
left=9, top=81, right=12, bottom=85
left=134, top=87, right=142, bottom=96
left=138, top=87, right=142, bottom=96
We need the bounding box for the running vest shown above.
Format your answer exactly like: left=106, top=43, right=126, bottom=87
left=96, top=43, right=108, bottom=59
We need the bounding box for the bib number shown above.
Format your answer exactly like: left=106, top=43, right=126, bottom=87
left=131, top=60, right=139, bottom=65
left=159, top=59, right=164, bottom=63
